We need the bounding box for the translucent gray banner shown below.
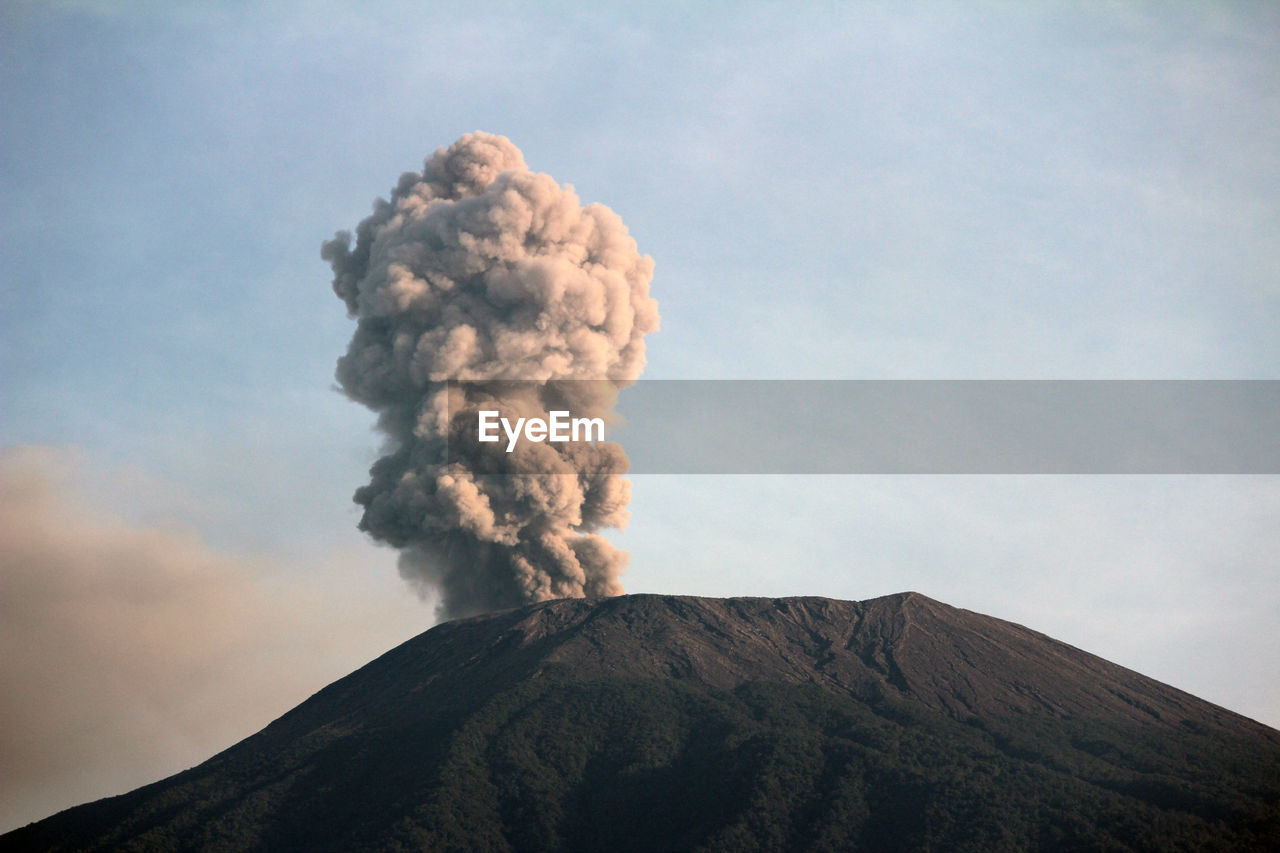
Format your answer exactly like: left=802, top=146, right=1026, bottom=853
left=444, top=381, right=1280, bottom=474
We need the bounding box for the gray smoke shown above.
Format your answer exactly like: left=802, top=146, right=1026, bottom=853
left=324, top=132, right=659, bottom=619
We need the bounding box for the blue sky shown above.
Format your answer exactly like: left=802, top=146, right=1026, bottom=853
left=2, top=0, right=1278, bottom=830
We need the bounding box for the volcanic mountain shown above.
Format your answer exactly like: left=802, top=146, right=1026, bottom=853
left=5, top=593, right=1279, bottom=851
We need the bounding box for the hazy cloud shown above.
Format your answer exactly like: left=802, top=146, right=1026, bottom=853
left=0, top=446, right=427, bottom=831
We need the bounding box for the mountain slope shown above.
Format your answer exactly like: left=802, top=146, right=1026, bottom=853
left=5, top=593, right=1279, bottom=851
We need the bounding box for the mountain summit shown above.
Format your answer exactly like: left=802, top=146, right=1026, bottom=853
left=6, top=593, right=1279, bottom=851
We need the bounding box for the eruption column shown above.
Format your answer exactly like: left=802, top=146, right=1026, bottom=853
left=324, top=132, right=659, bottom=619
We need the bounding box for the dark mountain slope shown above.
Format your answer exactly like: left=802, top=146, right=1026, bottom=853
left=5, top=593, right=1279, bottom=852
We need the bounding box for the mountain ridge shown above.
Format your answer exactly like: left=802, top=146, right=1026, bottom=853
left=5, top=592, right=1278, bottom=852
left=320, top=591, right=1271, bottom=732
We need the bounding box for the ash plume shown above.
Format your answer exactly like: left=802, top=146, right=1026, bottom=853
left=324, top=132, right=659, bottom=619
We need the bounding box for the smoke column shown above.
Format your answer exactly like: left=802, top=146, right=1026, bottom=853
left=324, top=132, right=659, bottom=619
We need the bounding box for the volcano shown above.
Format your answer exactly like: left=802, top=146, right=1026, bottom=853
left=4, top=592, right=1278, bottom=851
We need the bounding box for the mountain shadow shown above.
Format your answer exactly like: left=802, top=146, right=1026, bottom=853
left=4, top=592, right=1279, bottom=851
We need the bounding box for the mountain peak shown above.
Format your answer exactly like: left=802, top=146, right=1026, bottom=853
left=419, top=592, right=1265, bottom=733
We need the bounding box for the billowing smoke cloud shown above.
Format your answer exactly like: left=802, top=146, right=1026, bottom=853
left=324, top=132, right=659, bottom=619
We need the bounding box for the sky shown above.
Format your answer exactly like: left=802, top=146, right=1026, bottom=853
left=2, top=0, right=1278, bottom=832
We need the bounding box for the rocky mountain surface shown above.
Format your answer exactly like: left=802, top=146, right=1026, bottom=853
left=5, top=592, right=1279, bottom=851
